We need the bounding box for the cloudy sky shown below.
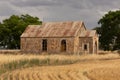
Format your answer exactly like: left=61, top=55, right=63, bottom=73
left=0, top=0, right=120, bottom=29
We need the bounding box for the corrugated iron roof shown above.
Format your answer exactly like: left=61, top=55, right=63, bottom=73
left=80, top=30, right=96, bottom=37
left=21, top=21, right=84, bottom=38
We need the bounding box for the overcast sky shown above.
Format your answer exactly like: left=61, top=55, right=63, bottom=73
left=0, top=0, right=120, bottom=29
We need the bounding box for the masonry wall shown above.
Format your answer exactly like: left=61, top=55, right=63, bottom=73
left=74, top=37, right=80, bottom=55
left=79, top=37, right=93, bottom=54
left=21, top=37, right=74, bottom=54
left=49, top=38, right=74, bottom=54
left=21, top=38, right=41, bottom=53
left=93, top=36, right=99, bottom=54
left=73, top=23, right=87, bottom=55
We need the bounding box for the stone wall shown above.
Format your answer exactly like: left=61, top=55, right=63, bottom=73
left=21, top=36, right=98, bottom=54
left=93, top=35, right=99, bottom=54
left=21, top=37, right=74, bottom=54
left=79, top=37, right=93, bottom=54
left=74, top=37, right=80, bottom=55
left=73, top=23, right=86, bottom=55
left=21, top=38, right=41, bottom=53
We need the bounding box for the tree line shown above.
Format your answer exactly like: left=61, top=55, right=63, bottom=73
left=94, top=10, right=120, bottom=51
left=0, top=14, right=42, bottom=49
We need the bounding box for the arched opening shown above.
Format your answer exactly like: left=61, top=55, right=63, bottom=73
left=61, top=40, right=66, bottom=52
left=42, top=39, right=47, bottom=51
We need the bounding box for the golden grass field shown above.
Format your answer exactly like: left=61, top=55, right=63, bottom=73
left=0, top=51, right=120, bottom=80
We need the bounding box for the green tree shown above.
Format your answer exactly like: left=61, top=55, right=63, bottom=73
left=0, top=14, right=42, bottom=49
left=97, top=10, right=120, bottom=50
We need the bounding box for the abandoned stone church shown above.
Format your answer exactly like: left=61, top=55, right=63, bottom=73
left=21, top=21, right=98, bottom=54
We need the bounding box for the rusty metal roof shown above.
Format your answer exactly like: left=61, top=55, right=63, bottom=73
left=80, top=30, right=96, bottom=37
left=21, top=21, right=84, bottom=38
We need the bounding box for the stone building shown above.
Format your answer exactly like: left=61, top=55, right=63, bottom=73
left=21, top=21, right=98, bottom=54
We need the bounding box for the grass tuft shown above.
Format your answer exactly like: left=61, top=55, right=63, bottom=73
left=0, top=58, right=78, bottom=75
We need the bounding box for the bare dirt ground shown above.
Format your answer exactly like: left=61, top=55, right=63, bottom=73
left=1, top=56, right=120, bottom=80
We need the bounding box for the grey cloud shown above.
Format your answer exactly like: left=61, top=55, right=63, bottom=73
left=0, top=0, right=120, bottom=29
left=0, top=2, right=19, bottom=16
left=41, top=5, right=100, bottom=28
left=10, top=0, right=63, bottom=7
left=10, top=0, right=93, bottom=10
left=10, top=0, right=91, bottom=9
left=10, top=0, right=120, bottom=13
left=67, top=0, right=120, bottom=11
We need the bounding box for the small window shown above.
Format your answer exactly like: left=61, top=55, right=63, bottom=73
left=61, top=40, right=66, bottom=52
left=42, top=39, right=47, bottom=51
left=84, top=44, right=87, bottom=50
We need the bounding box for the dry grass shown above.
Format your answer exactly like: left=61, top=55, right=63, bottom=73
left=1, top=57, right=120, bottom=80
left=0, top=69, right=90, bottom=80
left=86, top=67, right=120, bottom=80
left=0, top=53, right=119, bottom=65
left=0, top=52, right=120, bottom=80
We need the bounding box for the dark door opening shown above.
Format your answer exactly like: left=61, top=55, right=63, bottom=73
left=61, top=40, right=66, bottom=52
left=84, top=44, right=87, bottom=51
left=42, top=39, right=47, bottom=51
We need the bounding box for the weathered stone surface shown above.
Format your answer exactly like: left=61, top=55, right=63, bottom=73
left=20, top=21, right=99, bottom=55
left=21, top=38, right=74, bottom=54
